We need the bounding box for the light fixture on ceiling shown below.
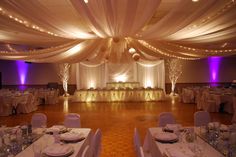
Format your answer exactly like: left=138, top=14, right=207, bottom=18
left=84, top=0, right=89, bottom=3
left=192, top=0, right=199, bottom=2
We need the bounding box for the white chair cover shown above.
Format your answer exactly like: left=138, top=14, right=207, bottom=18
left=31, top=113, right=47, bottom=128
left=158, top=112, right=176, bottom=127
left=45, top=90, right=59, bottom=104
left=0, top=96, right=12, bottom=116
left=232, top=97, right=236, bottom=123
left=182, top=88, right=195, bottom=104
left=89, top=129, right=102, bottom=157
left=17, top=94, right=38, bottom=114
left=64, top=113, right=81, bottom=128
left=134, top=128, right=145, bottom=157
left=81, top=145, right=90, bottom=157
left=194, top=111, right=211, bottom=127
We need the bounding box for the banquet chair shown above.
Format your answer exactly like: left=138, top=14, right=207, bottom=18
left=134, top=128, right=145, bottom=157
left=232, top=97, right=236, bottom=123
left=0, top=96, right=13, bottom=116
left=158, top=112, right=176, bottom=127
left=89, top=129, right=102, bottom=157
left=81, top=145, right=90, bottom=157
left=64, top=113, right=81, bottom=128
left=31, top=113, right=47, bottom=128
left=194, top=111, right=211, bottom=127
left=17, top=94, right=38, bottom=114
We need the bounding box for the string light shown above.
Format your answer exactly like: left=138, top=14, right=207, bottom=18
left=0, top=6, right=62, bottom=37
left=185, top=1, right=235, bottom=31
left=165, top=42, right=236, bottom=55
left=0, top=41, right=79, bottom=54
left=138, top=40, right=199, bottom=60
left=58, top=63, right=71, bottom=96
left=167, top=59, right=182, bottom=95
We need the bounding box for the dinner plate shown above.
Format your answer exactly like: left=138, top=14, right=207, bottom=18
left=43, top=144, right=74, bottom=157
left=60, top=132, right=85, bottom=142
left=155, top=132, right=178, bottom=143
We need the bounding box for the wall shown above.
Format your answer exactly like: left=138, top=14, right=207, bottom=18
left=0, top=60, right=59, bottom=85
left=0, top=55, right=236, bottom=86
left=165, top=55, right=236, bottom=83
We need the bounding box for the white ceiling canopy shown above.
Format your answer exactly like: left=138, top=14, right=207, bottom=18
left=0, top=0, right=236, bottom=63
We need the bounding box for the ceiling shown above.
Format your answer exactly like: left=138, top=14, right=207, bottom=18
left=0, top=0, right=236, bottom=63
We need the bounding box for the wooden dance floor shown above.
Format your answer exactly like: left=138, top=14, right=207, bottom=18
left=0, top=96, right=232, bottom=157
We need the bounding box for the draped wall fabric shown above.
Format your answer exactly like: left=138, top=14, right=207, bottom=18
left=76, top=60, right=165, bottom=91
left=0, top=0, right=236, bottom=63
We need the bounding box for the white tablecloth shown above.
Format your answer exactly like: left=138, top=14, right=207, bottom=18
left=143, top=127, right=224, bottom=157
left=73, top=88, right=165, bottom=102
left=16, top=128, right=92, bottom=157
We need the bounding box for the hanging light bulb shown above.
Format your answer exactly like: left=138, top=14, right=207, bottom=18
left=128, top=48, right=136, bottom=54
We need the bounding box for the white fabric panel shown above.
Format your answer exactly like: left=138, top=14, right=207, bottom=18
left=76, top=60, right=165, bottom=90
left=76, top=63, right=106, bottom=89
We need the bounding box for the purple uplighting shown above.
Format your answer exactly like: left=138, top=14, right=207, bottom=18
left=16, top=61, right=29, bottom=85
left=208, top=57, right=221, bottom=83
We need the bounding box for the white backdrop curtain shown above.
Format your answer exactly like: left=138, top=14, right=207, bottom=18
left=76, top=60, right=165, bottom=91
left=137, top=60, right=165, bottom=90
left=76, top=63, right=106, bottom=89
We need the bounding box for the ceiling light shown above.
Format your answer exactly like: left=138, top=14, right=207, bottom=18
left=84, top=0, right=89, bottom=3
left=192, top=0, right=199, bottom=2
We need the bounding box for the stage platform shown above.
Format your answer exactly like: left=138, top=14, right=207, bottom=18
left=72, top=88, right=165, bottom=102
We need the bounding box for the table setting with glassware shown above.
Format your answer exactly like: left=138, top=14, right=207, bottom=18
left=0, top=124, right=92, bottom=157
left=143, top=123, right=236, bottom=157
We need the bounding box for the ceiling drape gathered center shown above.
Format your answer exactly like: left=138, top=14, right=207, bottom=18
left=0, top=0, right=236, bottom=63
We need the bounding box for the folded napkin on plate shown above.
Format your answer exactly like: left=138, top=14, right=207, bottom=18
left=165, top=124, right=182, bottom=131
left=60, top=132, right=84, bottom=141
left=165, top=147, right=195, bottom=157
left=46, top=125, right=65, bottom=133
left=44, top=144, right=72, bottom=156
left=155, top=132, right=178, bottom=141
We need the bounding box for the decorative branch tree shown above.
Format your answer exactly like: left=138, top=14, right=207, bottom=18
left=167, top=59, right=182, bottom=96
left=57, top=63, right=71, bottom=97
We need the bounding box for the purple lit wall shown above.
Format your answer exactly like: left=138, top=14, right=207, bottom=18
left=16, top=61, right=29, bottom=85
left=208, top=57, right=221, bottom=83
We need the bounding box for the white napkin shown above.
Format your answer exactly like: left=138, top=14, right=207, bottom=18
left=165, top=124, right=182, bottom=131
left=44, top=143, right=72, bottom=156
left=60, top=132, right=84, bottom=141
left=46, top=125, right=65, bottom=133
left=155, top=132, right=178, bottom=141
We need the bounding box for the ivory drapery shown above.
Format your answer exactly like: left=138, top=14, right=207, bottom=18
left=76, top=60, right=165, bottom=91
left=0, top=0, right=236, bottom=63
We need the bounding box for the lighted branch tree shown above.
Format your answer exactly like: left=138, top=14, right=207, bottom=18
left=57, top=63, right=71, bottom=96
left=167, top=59, right=182, bottom=96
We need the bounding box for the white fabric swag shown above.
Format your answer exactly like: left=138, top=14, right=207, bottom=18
left=76, top=60, right=165, bottom=91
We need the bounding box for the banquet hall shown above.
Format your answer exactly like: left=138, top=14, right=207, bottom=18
left=0, top=0, right=236, bottom=157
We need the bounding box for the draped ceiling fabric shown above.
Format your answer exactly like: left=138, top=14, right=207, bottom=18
left=1, top=0, right=236, bottom=90
left=76, top=60, right=165, bottom=90
left=0, top=0, right=236, bottom=63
